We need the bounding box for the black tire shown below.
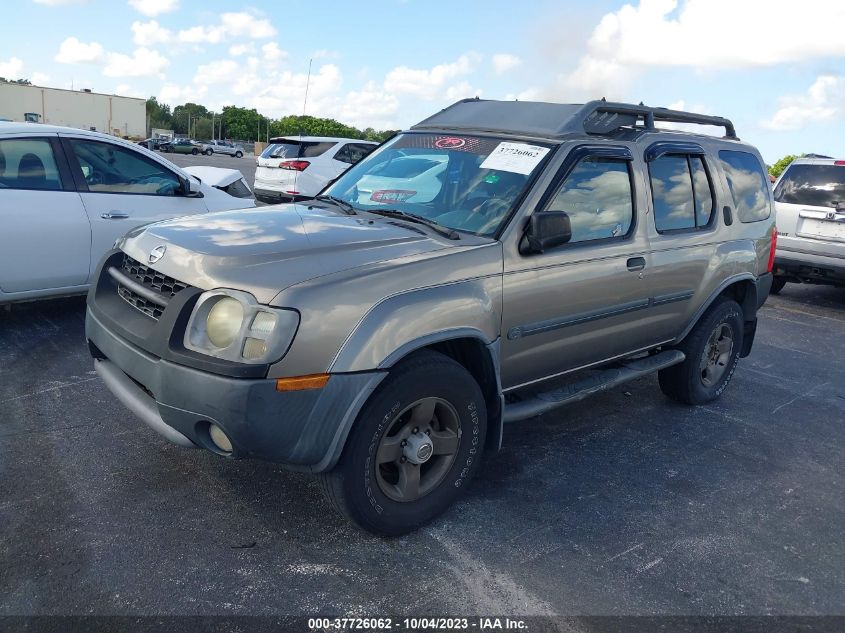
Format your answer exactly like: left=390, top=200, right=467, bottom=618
left=319, top=350, right=487, bottom=536
left=770, top=276, right=787, bottom=295
left=235, top=151, right=243, bottom=158
left=204, top=149, right=213, bottom=156
left=658, top=299, right=744, bottom=405
left=191, top=148, right=199, bottom=155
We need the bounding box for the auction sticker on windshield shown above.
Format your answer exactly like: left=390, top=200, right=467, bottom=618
left=480, top=142, right=550, bottom=175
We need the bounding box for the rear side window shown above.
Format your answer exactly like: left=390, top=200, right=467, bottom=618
left=718, top=150, right=771, bottom=222
left=261, top=141, right=336, bottom=159
left=773, top=164, right=845, bottom=208
left=334, top=143, right=375, bottom=165
left=649, top=154, right=714, bottom=232
left=0, top=138, right=64, bottom=191
left=546, top=156, right=634, bottom=244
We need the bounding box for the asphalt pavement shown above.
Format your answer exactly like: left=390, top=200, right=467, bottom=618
left=0, top=283, right=843, bottom=618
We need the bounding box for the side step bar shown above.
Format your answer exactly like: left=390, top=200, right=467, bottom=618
left=503, top=350, right=686, bottom=423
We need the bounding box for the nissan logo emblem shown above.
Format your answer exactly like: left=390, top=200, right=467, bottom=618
left=148, top=245, right=167, bottom=264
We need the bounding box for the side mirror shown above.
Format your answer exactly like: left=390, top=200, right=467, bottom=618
left=180, top=176, right=204, bottom=198
left=524, top=210, right=572, bottom=254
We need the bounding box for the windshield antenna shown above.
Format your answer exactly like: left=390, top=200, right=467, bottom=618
left=295, top=58, right=313, bottom=197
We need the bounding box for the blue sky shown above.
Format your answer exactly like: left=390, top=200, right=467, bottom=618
left=2, top=0, right=844, bottom=163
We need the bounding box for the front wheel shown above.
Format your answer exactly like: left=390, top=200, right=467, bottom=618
left=204, top=149, right=213, bottom=156
left=319, top=350, right=487, bottom=536
left=191, top=148, right=199, bottom=155
left=235, top=151, right=243, bottom=158
left=658, top=299, right=744, bottom=405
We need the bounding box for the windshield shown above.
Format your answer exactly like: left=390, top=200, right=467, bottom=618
left=324, top=133, right=553, bottom=236
left=774, top=164, right=845, bottom=208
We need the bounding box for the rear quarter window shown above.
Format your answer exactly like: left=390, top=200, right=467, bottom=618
left=718, top=150, right=771, bottom=222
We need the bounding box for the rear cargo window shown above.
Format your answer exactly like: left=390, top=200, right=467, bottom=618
left=261, top=141, right=336, bottom=159
left=773, top=164, right=845, bottom=208
left=718, top=150, right=771, bottom=222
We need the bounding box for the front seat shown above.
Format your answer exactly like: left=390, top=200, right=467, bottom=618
left=18, top=153, right=47, bottom=189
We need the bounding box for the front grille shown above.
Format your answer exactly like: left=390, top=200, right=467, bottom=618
left=116, top=254, right=189, bottom=320
left=117, top=285, right=167, bottom=320
left=121, top=255, right=188, bottom=297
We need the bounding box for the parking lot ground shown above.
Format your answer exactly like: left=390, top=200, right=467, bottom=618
left=0, top=284, right=843, bottom=617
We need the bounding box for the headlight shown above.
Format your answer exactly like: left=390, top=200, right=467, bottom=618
left=206, top=297, right=244, bottom=348
left=184, top=289, right=299, bottom=364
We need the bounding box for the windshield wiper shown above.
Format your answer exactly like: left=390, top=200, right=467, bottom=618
left=366, top=208, right=460, bottom=240
left=313, top=195, right=358, bottom=215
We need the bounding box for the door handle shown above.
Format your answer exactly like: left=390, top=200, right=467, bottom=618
left=627, top=257, right=646, bottom=272
left=101, top=212, right=129, bottom=219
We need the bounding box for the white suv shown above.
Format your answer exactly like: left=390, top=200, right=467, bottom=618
left=253, top=136, right=377, bottom=203
left=772, top=157, right=845, bottom=293
left=0, top=122, right=255, bottom=305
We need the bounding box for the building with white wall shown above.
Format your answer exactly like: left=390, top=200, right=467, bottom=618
left=0, top=83, right=145, bottom=137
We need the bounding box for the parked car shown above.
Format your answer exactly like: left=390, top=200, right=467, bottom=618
left=86, top=99, right=775, bottom=535
left=137, top=137, right=168, bottom=151
left=162, top=138, right=202, bottom=155
left=205, top=139, right=245, bottom=158
left=355, top=154, right=448, bottom=204
left=253, top=136, right=377, bottom=203
left=771, top=157, right=845, bottom=293
left=0, top=122, right=255, bottom=305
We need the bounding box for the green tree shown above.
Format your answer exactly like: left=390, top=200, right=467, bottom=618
left=172, top=103, right=211, bottom=135
left=769, top=154, right=801, bottom=179
left=193, top=117, right=214, bottom=140
left=221, top=105, right=264, bottom=141
left=146, top=97, right=172, bottom=134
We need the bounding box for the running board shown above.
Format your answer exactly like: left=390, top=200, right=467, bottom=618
left=503, top=350, right=686, bottom=423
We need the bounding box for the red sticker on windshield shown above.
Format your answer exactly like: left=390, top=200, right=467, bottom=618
left=434, top=137, right=466, bottom=149
left=371, top=189, right=417, bottom=203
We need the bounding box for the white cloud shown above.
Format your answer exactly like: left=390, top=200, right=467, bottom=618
left=558, top=0, right=845, bottom=96
left=444, top=81, right=481, bottom=101
left=193, top=59, right=242, bottom=85
left=504, top=87, right=541, bottom=101
left=33, top=0, right=86, bottom=4
left=128, top=0, right=178, bottom=17
left=159, top=82, right=208, bottom=105
left=0, top=56, right=25, bottom=78
left=31, top=72, right=51, bottom=85
left=178, top=11, right=276, bottom=44
left=55, top=37, right=104, bottom=64
left=104, top=47, right=169, bottom=77
left=492, top=53, right=521, bottom=74
left=335, top=81, right=399, bottom=129
left=131, top=20, right=172, bottom=46
left=229, top=43, right=256, bottom=56
left=313, top=49, right=340, bottom=60
left=261, top=42, right=287, bottom=63
left=762, top=75, right=845, bottom=131
left=384, top=53, right=481, bottom=100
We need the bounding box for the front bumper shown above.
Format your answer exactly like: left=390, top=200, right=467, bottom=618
left=87, top=307, right=385, bottom=472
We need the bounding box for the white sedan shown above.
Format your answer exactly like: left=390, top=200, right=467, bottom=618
left=0, top=122, right=254, bottom=305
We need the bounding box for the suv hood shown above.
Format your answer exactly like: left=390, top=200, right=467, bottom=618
left=119, top=204, right=458, bottom=304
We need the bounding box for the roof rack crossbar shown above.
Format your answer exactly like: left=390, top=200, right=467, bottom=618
left=573, top=101, right=737, bottom=139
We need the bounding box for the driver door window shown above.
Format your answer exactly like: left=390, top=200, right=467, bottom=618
left=544, top=156, right=634, bottom=244
left=69, top=139, right=181, bottom=195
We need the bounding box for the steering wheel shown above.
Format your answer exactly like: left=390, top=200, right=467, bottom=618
left=477, top=197, right=511, bottom=218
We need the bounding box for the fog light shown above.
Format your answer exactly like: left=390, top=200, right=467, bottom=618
left=208, top=424, right=233, bottom=453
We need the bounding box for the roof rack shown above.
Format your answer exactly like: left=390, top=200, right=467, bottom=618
left=570, top=100, right=737, bottom=139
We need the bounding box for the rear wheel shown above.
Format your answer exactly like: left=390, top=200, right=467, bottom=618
left=191, top=148, right=199, bottom=155
left=235, top=151, right=243, bottom=158
left=770, top=276, right=787, bottom=295
left=658, top=299, right=744, bottom=405
left=204, top=149, right=213, bottom=156
left=319, top=350, right=486, bottom=536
